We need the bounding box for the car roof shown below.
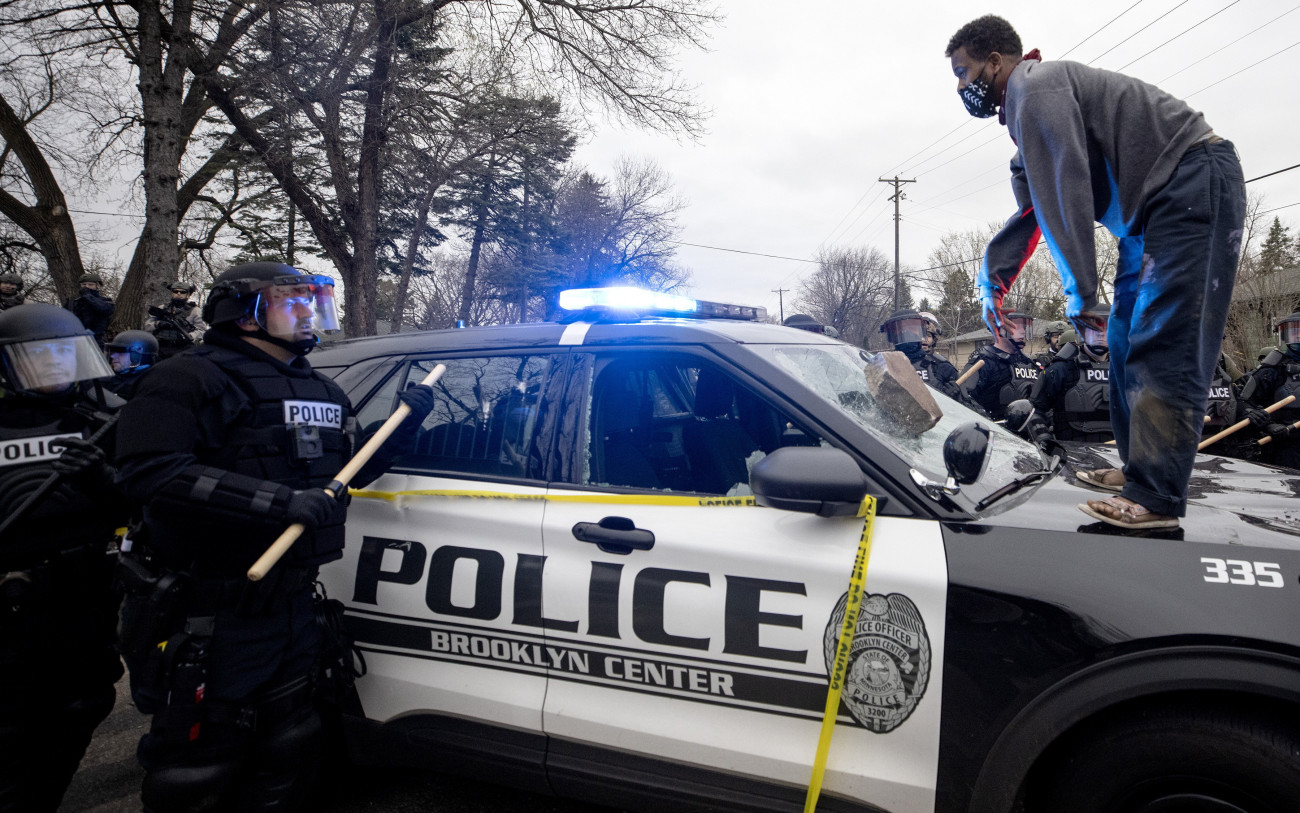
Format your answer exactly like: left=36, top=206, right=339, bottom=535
left=313, top=319, right=842, bottom=365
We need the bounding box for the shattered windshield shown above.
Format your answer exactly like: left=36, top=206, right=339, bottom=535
left=764, top=343, right=1046, bottom=510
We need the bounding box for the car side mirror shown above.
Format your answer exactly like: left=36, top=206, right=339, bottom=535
left=945, top=421, right=991, bottom=485
left=910, top=421, right=992, bottom=500
left=751, top=447, right=872, bottom=517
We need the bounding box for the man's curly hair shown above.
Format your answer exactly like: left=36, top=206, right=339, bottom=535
left=946, top=15, right=1022, bottom=60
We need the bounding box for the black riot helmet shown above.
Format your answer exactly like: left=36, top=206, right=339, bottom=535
left=203, top=261, right=340, bottom=355
left=1275, top=313, right=1300, bottom=357
left=0, top=273, right=23, bottom=292
left=168, top=280, right=197, bottom=295
left=105, top=329, right=159, bottom=373
left=879, top=309, right=929, bottom=350
left=784, top=314, right=825, bottom=333
left=0, top=303, right=113, bottom=394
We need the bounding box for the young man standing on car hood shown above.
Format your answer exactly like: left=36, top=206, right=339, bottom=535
left=946, top=15, right=1246, bottom=530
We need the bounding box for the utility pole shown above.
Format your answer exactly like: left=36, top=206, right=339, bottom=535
left=771, top=287, right=789, bottom=323
left=878, top=176, right=917, bottom=311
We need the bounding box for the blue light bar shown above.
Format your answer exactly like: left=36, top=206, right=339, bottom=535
left=558, top=287, right=767, bottom=321
left=559, top=287, right=698, bottom=314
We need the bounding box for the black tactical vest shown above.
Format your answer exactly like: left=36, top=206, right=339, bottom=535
left=1269, top=362, right=1300, bottom=426
left=1204, top=368, right=1237, bottom=430
left=153, top=302, right=195, bottom=345
left=912, top=356, right=932, bottom=382
left=191, top=344, right=354, bottom=488
left=0, top=396, right=120, bottom=569
left=999, top=356, right=1040, bottom=406
left=1059, top=354, right=1113, bottom=439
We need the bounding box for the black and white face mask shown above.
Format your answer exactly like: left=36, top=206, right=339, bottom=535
left=959, top=63, right=999, bottom=118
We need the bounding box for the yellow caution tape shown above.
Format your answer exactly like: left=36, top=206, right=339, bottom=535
left=803, top=495, right=877, bottom=813
left=350, top=488, right=756, bottom=508
left=350, top=484, right=876, bottom=810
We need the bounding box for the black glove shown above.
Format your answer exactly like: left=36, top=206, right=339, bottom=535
left=397, top=383, right=436, bottom=423
left=49, top=437, right=110, bottom=478
left=1246, top=407, right=1273, bottom=430
left=285, top=488, right=344, bottom=529
left=1266, top=421, right=1295, bottom=442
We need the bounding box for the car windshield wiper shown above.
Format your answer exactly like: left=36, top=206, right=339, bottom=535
left=973, top=444, right=1063, bottom=512
left=973, top=468, right=1055, bottom=512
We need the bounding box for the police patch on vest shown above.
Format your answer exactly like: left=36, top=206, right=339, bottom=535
left=1013, top=367, right=1039, bottom=380
left=822, top=592, right=930, bottom=733
left=0, top=433, right=82, bottom=467
left=283, top=400, right=343, bottom=428
left=1209, top=386, right=1232, bottom=400
left=1085, top=369, right=1110, bottom=382
left=916, top=369, right=930, bottom=381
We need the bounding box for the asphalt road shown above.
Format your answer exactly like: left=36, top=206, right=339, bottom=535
left=58, top=674, right=620, bottom=813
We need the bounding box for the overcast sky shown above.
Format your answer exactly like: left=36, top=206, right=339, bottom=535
left=572, top=0, right=1300, bottom=320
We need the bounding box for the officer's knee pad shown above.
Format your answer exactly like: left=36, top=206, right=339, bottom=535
left=142, top=758, right=240, bottom=813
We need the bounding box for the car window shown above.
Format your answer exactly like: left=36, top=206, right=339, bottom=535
left=761, top=343, right=1043, bottom=508
left=584, top=354, right=823, bottom=495
left=358, top=355, right=552, bottom=480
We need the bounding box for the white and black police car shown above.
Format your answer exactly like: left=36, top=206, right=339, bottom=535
left=310, top=287, right=1300, bottom=813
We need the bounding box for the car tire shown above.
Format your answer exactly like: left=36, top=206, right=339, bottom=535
left=1035, top=702, right=1300, bottom=813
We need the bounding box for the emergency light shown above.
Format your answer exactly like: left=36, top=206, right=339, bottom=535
left=558, top=287, right=767, bottom=321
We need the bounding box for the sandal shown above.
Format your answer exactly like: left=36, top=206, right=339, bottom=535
left=1077, top=468, right=1125, bottom=493
left=1077, top=496, right=1179, bottom=529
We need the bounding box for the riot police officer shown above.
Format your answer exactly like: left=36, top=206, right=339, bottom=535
left=63, top=272, right=115, bottom=347
left=1035, top=320, right=1068, bottom=368
left=113, top=262, right=436, bottom=812
left=880, top=309, right=964, bottom=400
left=0, top=303, right=125, bottom=811
left=0, top=273, right=25, bottom=311
left=1238, top=313, right=1300, bottom=470
left=145, top=281, right=207, bottom=360
left=1030, top=306, right=1114, bottom=443
left=960, top=311, right=1040, bottom=421
left=104, top=330, right=159, bottom=397
left=1199, top=354, right=1254, bottom=461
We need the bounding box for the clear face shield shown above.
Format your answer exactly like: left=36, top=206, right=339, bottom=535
left=1279, top=321, right=1300, bottom=346
left=1002, top=315, right=1032, bottom=347
left=1082, top=322, right=1109, bottom=348
left=884, top=318, right=928, bottom=347
left=3, top=335, right=114, bottom=393
left=255, top=277, right=340, bottom=343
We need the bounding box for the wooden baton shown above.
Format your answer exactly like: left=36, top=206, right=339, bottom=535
left=1198, top=395, right=1295, bottom=451
left=955, top=359, right=984, bottom=388
left=247, top=363, right=447, bottom=581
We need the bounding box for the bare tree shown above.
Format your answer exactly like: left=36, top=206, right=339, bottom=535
left=199, top=0, right=716, bottom=337
left=0, top=46, right=91, bottom=296
left=1223, top=194, right=1299, bottom=369
left=794, top=245, right=894, bottom=348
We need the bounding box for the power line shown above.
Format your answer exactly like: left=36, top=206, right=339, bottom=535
left=1246, top=164, right=1300, bottom=185
left=1059, top=0, right=1148, bottom=59
left=1087, top=0, right=1191, bottom=64
left=669, top=240, right=818, bottom=264
left=1157, top=4, right=1300, bottom=84
left=1116, top=0, right=1242, bottom=71
left=1186, top=39, right=1300, bottom=98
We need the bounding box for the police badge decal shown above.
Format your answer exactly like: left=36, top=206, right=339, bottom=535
left=822, top=592, right=931, bottom=733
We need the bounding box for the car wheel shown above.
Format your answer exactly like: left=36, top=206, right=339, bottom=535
left=1035, top=702, right=1300, bottom=813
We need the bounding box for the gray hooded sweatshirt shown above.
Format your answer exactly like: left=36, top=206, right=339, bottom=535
left=978, top=58, right=1211, bottom=318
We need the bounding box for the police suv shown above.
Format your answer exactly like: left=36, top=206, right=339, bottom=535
left=311, top=288, right=1300, bottom=813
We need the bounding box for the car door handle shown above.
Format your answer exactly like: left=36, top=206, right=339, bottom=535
left=571, top=516, right=655, bottom=555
